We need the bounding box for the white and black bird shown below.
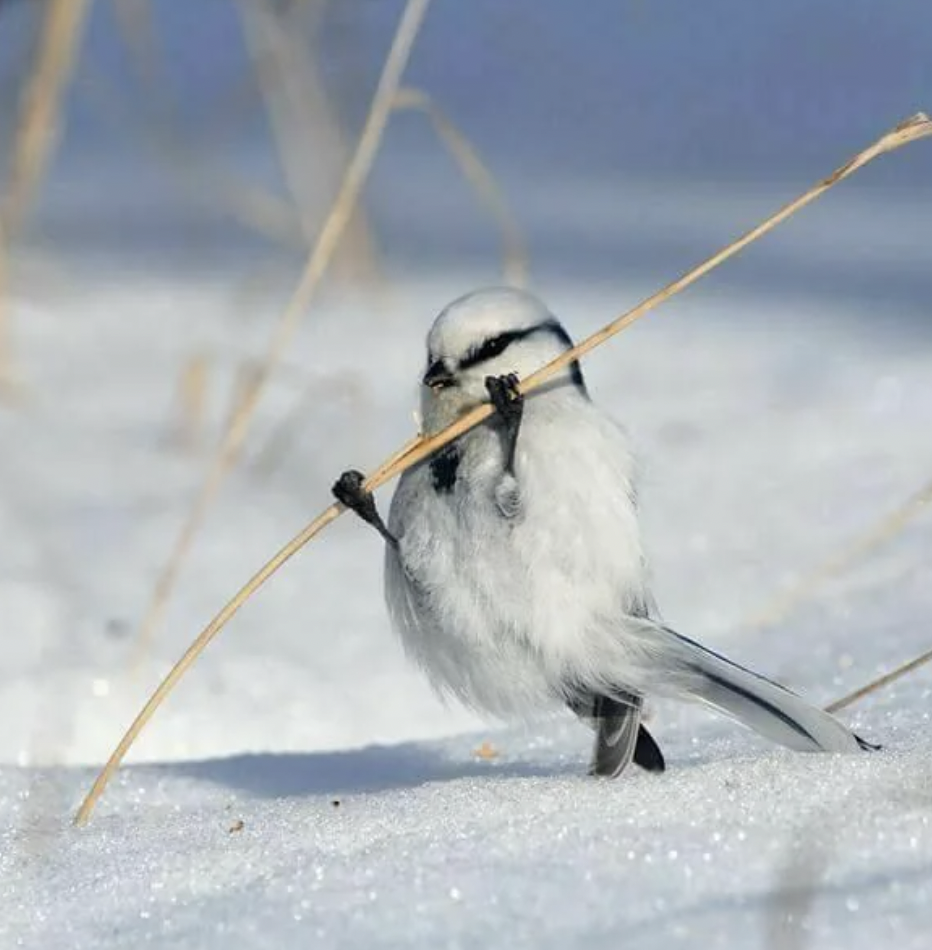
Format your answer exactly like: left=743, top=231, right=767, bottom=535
left=334, top=287, right=875, bottom=778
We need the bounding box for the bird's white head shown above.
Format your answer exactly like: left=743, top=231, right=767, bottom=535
left=420, top=287, right=586, bottom=433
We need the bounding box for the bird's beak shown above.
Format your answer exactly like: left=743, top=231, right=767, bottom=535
left=423, top=359, right=455, bottom=391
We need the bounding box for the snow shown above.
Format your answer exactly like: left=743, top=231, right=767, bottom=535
left=3, top=2, right=932, bottom=946
left=3, top=261, right=932, bottom=948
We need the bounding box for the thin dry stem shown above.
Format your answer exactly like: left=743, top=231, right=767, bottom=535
left=379, top=114, right=932, bottom=482
left=168, top=353, right=209, bottom=452
left=826, top=646, right=932, bottom=714
left=75, top=113, right=931, bottom=825
left=747, top=475, right=932, bottom=633
left=393, top=87, right=529, bottom=286
left=74, top=505, right=343, bottom=827
left=1, top=0, right=92, bottom=394
left=251, top=371, right=369, bottom=475
left=74, top=41, right=307, bottom=249
left=104, top=0, right=305, bottom=247
left=0, top=217, right=16, bottom=396
left=2, top=0, right=92, bottom=233
left=110, top=0, right=162, bottom=104
left=130, top=0, right=433, bottom=669
left=237, top=0, right=381, bottom=284
left=249, top=82, right=525, bottom=476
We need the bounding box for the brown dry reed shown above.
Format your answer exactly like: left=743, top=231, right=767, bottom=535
left=132, top=0, right=525, bottom=664
left=72, top=112, right=932, bottom=825
left=236, top=0, right=381, bottom=286
left=250, top=85, right=527, bottom=476
left=747, top=475, right=932, bottom=634
left=2, top=0, right=92, bottom=233
left=393, top=86, right=529, bottom=287
left=1, top=0, right=92, bottom=395
left=130, top=0, right=434, bottom=669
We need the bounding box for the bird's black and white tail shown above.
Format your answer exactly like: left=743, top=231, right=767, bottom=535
left=627, top=621, right=877, bottom=754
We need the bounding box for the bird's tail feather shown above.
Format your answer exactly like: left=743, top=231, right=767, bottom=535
left=623, top=621, right=874, bottom=754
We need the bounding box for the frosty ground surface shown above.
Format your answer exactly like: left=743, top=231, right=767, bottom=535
left=2, top=207, right=932, bottom=949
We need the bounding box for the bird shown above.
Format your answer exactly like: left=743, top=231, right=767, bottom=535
left=333, top=286, right=875, bottom=779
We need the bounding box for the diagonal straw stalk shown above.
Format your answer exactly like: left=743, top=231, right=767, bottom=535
left=746, top=474, right=932, bottom=633
left=74, top=112, right=932, bottom=825
left=130, top=0, right=433, bottom=668
left=250, top=85, right=528, bottom=476
left=825, top=645, right=932, bottom=714
left=393, top=86, right=529, bottom=287
left=2, top=0, right=93, bottom=233
left=0, top=217, right=15, bottom=395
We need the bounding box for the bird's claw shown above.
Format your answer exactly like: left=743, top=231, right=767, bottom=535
left=332, top=469, right=371, bottom=514
left=332, top=469, right=396, bottom=547
left=485, top=374, right=524, bottom=479
left=485, top=373, right=523, bottom=422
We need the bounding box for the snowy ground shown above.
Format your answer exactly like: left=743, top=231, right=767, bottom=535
left=2, top=228, right=932, bottom=947
left=2, top=2, right=932, bottom=941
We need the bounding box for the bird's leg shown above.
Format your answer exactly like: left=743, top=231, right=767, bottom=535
left=485, top=373, right=524, bottom=477
left=332, top=470, right=398, bottom=548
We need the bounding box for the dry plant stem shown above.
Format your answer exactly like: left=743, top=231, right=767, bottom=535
left=110, top=0, right=162, bottom=105
left=249, top=83, right=524, bottom=475
left=237, top=0, right=381, bottom=284
left=2, top=0, right=93, bottom=233
left=747, top=475, right=932, bottom=632
left=1, top=0, right=92, bottom=394
left=74, top=505, right=342, bottom=826
left=75, top=113, right=932, bottom=825
left=380, top=113, right=932, bottom=480
left=170, top=353, right=209, bottom=451
left=826, top=646, right=932, bottom=714
left=393, top=87, right=529, bottom=287
left=106, top=0, right=302, bottom=246
left=0, top=218, right=15, bottom=395
left=251, top=371, right=369, bottom=475
left=77, top=27, right=306, bottom=249
left=130, top=0, right=433, bottom=669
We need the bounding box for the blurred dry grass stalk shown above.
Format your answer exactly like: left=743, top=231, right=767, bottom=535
left=746, top=475, right=932, bottom=634
left=253, top=83, right=527, bottom=476
left=237, top=0, right=381, bottom=288
left=393, top=86, right=529, bottom=287
left=0, top=0, right=520, bottom=657
left=92, top=0, right=307, bottom=249
left=130, top=0, right=435, bottom=668
left=0, top=0, right=92, bottom=396
left=0, top=217, right=15, bottom=395
left=75, top=62, right=308, bottom=248
left=826, top=641, right=932, bottom=714
left=74, top=112, right=932, bottom=825
left=167, top=352, right=210, bottom=451
left=2, top=0, right=92, bottom=234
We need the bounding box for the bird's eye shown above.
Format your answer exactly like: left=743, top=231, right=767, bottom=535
left=459, top=332, right=516, bottom=369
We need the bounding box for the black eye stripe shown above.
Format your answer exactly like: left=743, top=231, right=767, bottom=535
left=458, top=319, right=573, bottom=370
left=449, top=318, right=589, bottom=396
left=457, top=329, right=527, bottom=370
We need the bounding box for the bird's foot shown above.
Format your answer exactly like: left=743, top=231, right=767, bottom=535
left=485, top=373, right=523, bottom=423
left=485, top=374, right=523, bottom=475
left=332, top=469, right=397, bottom=547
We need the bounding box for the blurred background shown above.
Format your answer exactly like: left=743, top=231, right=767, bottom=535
left=0, top=0, right=930, bottom=770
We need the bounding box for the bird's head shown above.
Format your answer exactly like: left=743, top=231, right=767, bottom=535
left=419, top=287, right=585, bottom=433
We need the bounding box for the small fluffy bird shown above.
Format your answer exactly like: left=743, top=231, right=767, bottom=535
left=334, top=287, right=874, bottom=778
